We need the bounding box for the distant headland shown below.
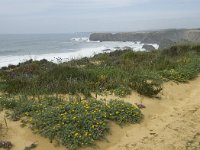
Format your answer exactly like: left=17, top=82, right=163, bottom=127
left=90, top=29, right=200, bottom=49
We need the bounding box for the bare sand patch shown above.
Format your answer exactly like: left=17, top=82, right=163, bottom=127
left=105, top=77, right=200, bottom=150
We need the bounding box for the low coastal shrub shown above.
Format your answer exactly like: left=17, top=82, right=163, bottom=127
left=0, top=97, right=18, bottom=109
left=0, top=44, right=200, bottom=97
left=106, top=100, right=143, bottom=125
left=0, top=96, right=143, bottom=150
left=0, top=82, right=7, bottom=91
left=160, top=57, right=200, bottom=82
left=113, top=86, right=131, bottom=97
left=130, top=74, right=162, bottom=97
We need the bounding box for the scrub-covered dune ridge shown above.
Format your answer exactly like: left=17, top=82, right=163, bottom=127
left=0, top=43, right=200, bottom=150
left=1, top=44, right=200, bottom=97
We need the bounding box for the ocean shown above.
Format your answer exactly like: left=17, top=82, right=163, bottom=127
left=0, top=33, right=159, bottom=68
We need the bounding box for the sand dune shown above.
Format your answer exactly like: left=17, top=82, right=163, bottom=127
left=1, top=76, right=200, bottom=150
left=105, top=76, right=200, bottom=150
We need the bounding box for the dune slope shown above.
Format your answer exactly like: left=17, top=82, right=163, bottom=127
left=1, top=76, right=200, bottom=150
left=106, top=76, right=200, bottom=150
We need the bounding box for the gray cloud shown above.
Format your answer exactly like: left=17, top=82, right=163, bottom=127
left=0, top=0, right=199, bottom=33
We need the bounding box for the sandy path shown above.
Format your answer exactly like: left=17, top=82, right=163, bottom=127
left=105, top=76, right=200, bottom=150
left=1, top=76, right=200, bottom=150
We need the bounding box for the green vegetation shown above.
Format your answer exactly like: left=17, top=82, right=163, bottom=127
left=0, top=96, right=143, bottom=150
left=24, top=143, right=37, bottom=150
left=186, top=132, right=200, bottom=150
left=0, top=43, right=200, bottom=149
left=0, top=44, right=200, bottom=97
left=106, top=100, right=142, bottom=124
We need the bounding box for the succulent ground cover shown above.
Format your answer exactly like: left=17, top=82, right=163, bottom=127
left=0, top=96, right=143, bottom=150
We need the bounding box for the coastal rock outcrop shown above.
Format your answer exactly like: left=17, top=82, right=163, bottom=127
left=142, top=45, right=155, bottom=51
left=90, top=29, right=200, bottom=49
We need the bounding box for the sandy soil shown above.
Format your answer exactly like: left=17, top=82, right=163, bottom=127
left=1, top=76, right=200, bottom=150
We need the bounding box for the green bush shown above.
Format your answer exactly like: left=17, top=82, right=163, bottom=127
left=130, top=74, right=162, bottom=97
left=0, top=82, right=7, bottom=91
left=134, top=80, right=162, bottom=97
left=0, top=97, right=18, bottom=109
left=106, top=100, right=143, bottom=125
left=160, top=57, right=200, bottom=82
left=113, top=86, right=131, bottom=97
left=32, top=100, right=108, bottom=149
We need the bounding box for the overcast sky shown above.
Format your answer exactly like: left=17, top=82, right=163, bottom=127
left=0, top=0, right=200, bottom=33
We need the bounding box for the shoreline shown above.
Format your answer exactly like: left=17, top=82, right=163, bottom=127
left=0, top=41, right=159, bottom=69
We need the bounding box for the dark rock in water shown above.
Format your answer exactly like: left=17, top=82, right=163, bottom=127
left=158, top=38, right=176, bottom=49
left=114, top=47, right=121, bottom=50
left=142, top=45, right=155, bottom=51
left=123, top=46, right=132, bottom=50
left=7, top=64, right=16, bottom=69
left=102, top=49, right=111, bottom=52
left=1, top=66, right=8, bottom=70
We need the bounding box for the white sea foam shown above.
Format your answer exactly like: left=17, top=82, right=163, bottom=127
left=0, top=46, right=105, bottom=68
left=71, top=37, right=101, bottom=43
left=148, top=43, right=159, bottom=49
left=0, top=42, right=159, bottom=68
left=71, top=37, right=90, bottom=42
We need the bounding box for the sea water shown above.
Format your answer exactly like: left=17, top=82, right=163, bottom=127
left=0, top=33, right=159, bottom=68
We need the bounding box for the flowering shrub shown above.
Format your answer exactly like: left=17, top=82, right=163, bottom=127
left=113, top=86, right=131, bottom=97
left=0, top=96, right=143, bottom=150
left=31, top=99, right=109, bottom=149
left=106, top=100, right=143, bottom=125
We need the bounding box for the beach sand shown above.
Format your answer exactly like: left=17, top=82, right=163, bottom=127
left=1, top=75, right=200, bottom=150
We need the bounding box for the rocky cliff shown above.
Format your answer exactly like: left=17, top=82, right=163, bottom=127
left=89, top=29, right=200, bottom=49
